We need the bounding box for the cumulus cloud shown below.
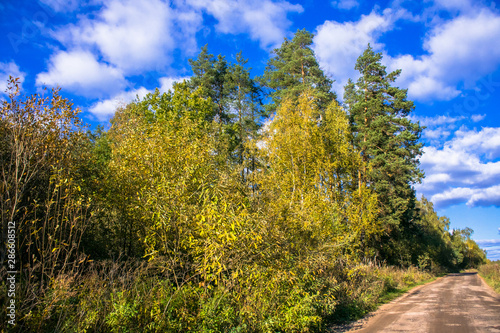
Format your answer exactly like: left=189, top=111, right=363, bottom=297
left=52, top=0, right=178, bottom=74
left=313, top=10, right=394, bottom=96
left=159, top=76, right=189, bottom=92
left=186, top=0, right=303, bottom=49
left=476, top=239, right=500, bottom=260
left=88, top=76, right=188, bottom=121
left=36, top=50, right=126, bottom=97
left=431, top=0, right=473, bottom=13
left=417, top=126, right=500, bottom=208
left=423, top=128, right=451, bottom=141
left=0, top=61, right=25, bottom=95
left=388, top=8, right=500, bottom=101
left=471, top=114, right=486, bottom=122
left=414, top=115, right=465, bottom=127
left=89, top=87, right=150, bottom=121
left=40, top=0, right=302, bottom=101
left=413, top=114, right=491, bottom=144
left=453, top=127, right=500, bottom=159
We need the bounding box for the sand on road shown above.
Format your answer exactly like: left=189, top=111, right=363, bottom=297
left=334, top=272, right=500, bottom=333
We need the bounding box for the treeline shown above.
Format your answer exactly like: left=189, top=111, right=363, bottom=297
left=1, top=29, right=486, bottom=332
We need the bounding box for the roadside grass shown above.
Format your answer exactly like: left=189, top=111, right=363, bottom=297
left=329, top=264, right=436, bottom=324
left=478, top=261, right=500, bottom=293
left=1, top=259, right=440, bottom=332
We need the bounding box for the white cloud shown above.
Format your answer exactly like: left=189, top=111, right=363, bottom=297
left=471, top=114, right=486, bottom=122
left=314, top=10, right=394, bottom=96
left=476, top=239, right=500, bottom=247
left=431, top=0, right=473, bottom=12
left=423, top=128, right=451, bottom=140
left=430, top=186, right=500, bottom=208
left=413, top=114, right=490, bottom=143
left=406, top=76, right=460, bottom=101
left=483, top=246, right=500, bottom=260
left=418, top=126, right=500, bottom=208
left=88, top=76, right=188, bottom=121
left=476, top=239, right=500, bottom=260
left=0, top=61, right=25, bottom=95
left=414, top=114, right=465, bottom=127
left=159, top=76, right=189, bottom=93
left=430, top=187, right=476, bottom=206
left=89, top=87, right=150, bottom=121
left=186, top=0, right=303, bottom=49
left=36, top=50, right=126, bottom=98
left=389, top=8, right=500, bottom=101
left=467, top=185, right=500, bottom=207
left=453, top=127, right=500, bottom=159
left=53, top=0, right=177, bottom=74
left=331, top=0, right=359, bottom=10
left=425, top=172, right=451, bottom=184
left=314, top=2, right=500, bottom=102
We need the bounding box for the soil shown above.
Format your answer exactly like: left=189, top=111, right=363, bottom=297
left=330, top=272, right=500, bottom=333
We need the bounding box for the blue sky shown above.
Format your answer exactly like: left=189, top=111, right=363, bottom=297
left=1, top=0, right=499, bottom=260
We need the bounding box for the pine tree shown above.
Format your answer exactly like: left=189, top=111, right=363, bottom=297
left=260, top=29, right=336, bottom=113
left=188, top=45, right=231, bottom=123
left=344, top=45, right=424, bottom=262
left=226, top=51, right=265, bottom=177
left=189, top=46, right=265, bottom=172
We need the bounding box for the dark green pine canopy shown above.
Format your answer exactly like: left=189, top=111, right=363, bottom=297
left=260, top=29, right=337, bottom=113
left=344, top=44, right=424, bottom=246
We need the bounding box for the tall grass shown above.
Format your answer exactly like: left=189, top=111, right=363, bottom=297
left=1, top=258, right=434, bottom=332
left=478, top=261, right=500, bottom=293
left=330, top=262, right=433, bottom=323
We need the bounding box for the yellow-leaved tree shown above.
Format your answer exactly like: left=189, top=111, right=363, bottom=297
left=1, top=77, right=90, bottom=326
left=107, top=82, right=259, bottom=288
left=253, top=91, right=380, bottom=263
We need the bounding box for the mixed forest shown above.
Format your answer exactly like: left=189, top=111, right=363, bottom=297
left=0, top=30, right=487, bottom=332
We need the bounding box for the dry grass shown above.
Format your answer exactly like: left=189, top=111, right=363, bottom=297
left=478, top=261, right=500, bottom=294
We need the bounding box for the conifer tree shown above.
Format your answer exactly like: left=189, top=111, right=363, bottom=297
left=188, top=45, right=231, bottom=123
left=226, top=51, right=265, bottom=177
left=260, top=29, right=336, bottom=113
left=344, top=45, right=424, bottom=262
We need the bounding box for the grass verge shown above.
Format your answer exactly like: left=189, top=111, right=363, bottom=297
left=329, top=265, right=436, bottom=324
left=478, top=261, right=500, bottom=294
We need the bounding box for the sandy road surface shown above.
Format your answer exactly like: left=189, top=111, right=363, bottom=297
left=332, top=272, right=500, bottom=333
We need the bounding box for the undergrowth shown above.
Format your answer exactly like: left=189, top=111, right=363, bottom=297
left=328, top=263, right=433, bottom=323
left=1, top=259, right=434, bottom=333
left=478, top=261, right=500, bottom=293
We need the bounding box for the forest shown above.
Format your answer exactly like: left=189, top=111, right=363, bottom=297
left=0, top=29, right=487, bottom=332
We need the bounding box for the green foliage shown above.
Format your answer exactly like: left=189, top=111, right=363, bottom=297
left=344, top=45, right=424, bottom=263
left=260, top=29, right=336, bottom=113
left=0, top=38, right=489, bottom=332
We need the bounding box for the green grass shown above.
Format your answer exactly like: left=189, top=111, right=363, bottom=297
left=376, top=276, right=437, bottom=306
left=478, top=261, right=500, bottom=294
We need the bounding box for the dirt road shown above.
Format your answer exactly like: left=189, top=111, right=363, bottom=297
left=336, top=272, right=500, bottom=333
